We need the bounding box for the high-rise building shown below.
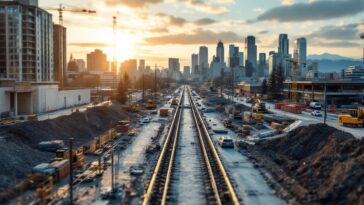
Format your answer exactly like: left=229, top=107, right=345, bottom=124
left=228, top=44, right=235, bottom=66
left=76, top=59, right=86, bottom=73
left=238, top=52, right=244, bottom=67
left=258, top=53, right=266, bottom=77
left=230, top=46, right=240, bottom=68
left=216, top=41, right=224, bottom=63
left=294, top=37, right=307, bottom=78
left=183, top=66, right=190, bottom=79
left=53, top=24, right=66, bottom=88
left=278, top=34, right=289, bottom=56
left=87, top=49, right=109, bottom=72
left=245, top=36, right=257, bottom=77
left=139, top=59, right=145, bottom=73
left=199, top=46, right=208, bottom=80
left=0, top=0, right=54, bottom=82
left=168, top=58, right=180, bottom=72
left=120, top=59, right=137, bottom=80
left=191, top=54, right=199, bottom=77
left=268, top=52, right=279, bottom=75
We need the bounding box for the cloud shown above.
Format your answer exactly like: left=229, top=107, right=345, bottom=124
left=281, top=0, right=294, bottom=5
left=250, top=0, right=364, bottom=23
left=180, top=0, right=229, bottom=14
left=103, top=0, right=164, bottom=8
left=308, top=23, right=361, bottom=40
left=144, top=29, right=241, bottom=45
left=149, top=27, right=169, bottom=33
left=194, top=18, right=216, bottom=25
left=258, top=30, right=269, bottom=34
left=317, top=41, right=360, bottom=47
left=69, top=42, right=110, bottom=47
left=156, top=13, right=187, bottom=27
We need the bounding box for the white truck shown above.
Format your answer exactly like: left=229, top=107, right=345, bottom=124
left=309, top=101, right=322, bottom=110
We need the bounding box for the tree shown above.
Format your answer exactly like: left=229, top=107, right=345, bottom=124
left=261, top=79, right=267, bottom=94
left=268, top=71, right=276, bottom=100
left=275, top=64, right=285, bottom=100
left=123, top=72, right=131, bottom=91
left=117, top=80, right=127, bottom=104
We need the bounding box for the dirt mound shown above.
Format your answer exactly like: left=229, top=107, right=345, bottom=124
left=0, top=104, right=129, bottom=190
left=257, top=123, right=364, bottom=205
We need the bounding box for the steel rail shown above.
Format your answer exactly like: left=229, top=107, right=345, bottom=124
left=188, top=88, right=240, bottom=205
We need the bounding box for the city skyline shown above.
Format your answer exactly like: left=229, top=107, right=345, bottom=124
left=38, top=0, right=364, bottom=67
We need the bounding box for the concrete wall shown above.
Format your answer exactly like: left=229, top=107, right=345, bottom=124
left=0, top=88, right=11, bottom=114
left=32, top=84, right=90, bottom=113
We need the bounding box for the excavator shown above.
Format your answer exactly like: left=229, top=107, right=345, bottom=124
left=338, top=107, right=364, bottom=127
left=125, top=102, right=140, bottom=113
left=251, top=98, right=268, bottom=120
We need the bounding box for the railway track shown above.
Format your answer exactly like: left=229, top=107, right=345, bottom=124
left=143, top=87, right=239, bottom=205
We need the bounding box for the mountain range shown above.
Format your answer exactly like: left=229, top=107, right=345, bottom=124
left=307, top=53, right=362, bottom=72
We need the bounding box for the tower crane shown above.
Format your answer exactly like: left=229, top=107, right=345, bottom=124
left=286, top=58, right=306, bottom=102
left=43, top=4, right=96, bottom=26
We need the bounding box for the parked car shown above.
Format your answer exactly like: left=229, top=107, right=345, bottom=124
left=311, top=110, right=323, bottom=117
left=218, top=137, right=234, bottom=148
left=142, top=117, right=151, bottom=123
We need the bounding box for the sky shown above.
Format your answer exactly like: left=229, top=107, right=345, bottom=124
left=39, top=0, right=364, bottom=68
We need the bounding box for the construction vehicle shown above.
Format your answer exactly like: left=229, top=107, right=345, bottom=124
left=251, top=98, right=267, bottom=120
left=55, top=148, right=85, bottom=168
left=125, top=102, right=140, bottom=113
left=338, top=107, right=364, bottom=127
left=171, top=98, right=179, bottom=106
left=145, top=100, right=157, bottom=110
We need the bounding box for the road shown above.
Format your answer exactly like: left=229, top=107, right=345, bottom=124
left=223, top=94, right=364, bottom=139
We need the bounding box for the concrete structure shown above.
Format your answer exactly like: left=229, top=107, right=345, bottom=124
left=53, top=24, right=66, bottom=89
left=0, top=0, right=54, bottom=82
left=245, top=36, right=257, bottom=77
left=0, top=80, right=90, bottom=116
left=87, top=49, right=108, bottom=72
left=278, top=34, right=289, bottom=56
left=343, top=65, right=364, bottom=80
left=283, top=80, right=364, bottom=105
left=199, top=46, right=208, bottom=80
left=236, top=80, right=262, bottom=96
left=100, top=72, right=117, bottom=88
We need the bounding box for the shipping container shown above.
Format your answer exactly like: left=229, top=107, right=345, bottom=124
left=160, top=108, right=169, bottom=117
left=50, top=159, right=70, bottom=181
left=274, top=103, right=287, bottom=110
left=116, top=124, right=129, bottom=133
left=282, top=104, right=303, bottom=114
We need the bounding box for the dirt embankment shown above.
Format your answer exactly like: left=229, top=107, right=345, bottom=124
left=0, top=104, right=129, bottom=190
left=238, top=123, right=364, bottom=205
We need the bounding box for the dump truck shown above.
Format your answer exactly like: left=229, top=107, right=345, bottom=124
left=338, top=107, right=364, bottom=127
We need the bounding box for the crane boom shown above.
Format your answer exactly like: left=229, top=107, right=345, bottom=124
left=43, top=4, right=96, bottom=25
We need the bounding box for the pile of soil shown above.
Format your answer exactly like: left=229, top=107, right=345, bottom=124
left=0, top=104, right=129, bottom=190
left=254, top=124, right=364, bottom=204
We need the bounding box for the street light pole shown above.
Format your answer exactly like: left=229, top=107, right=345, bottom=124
left=69, top=138, right=74, bottom=205
left=324, top=83, right=327, bottom=125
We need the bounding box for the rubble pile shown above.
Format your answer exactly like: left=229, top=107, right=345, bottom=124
left=0, top=104, right=129, bottom=190
left=256, top=123, right=364, bottom=204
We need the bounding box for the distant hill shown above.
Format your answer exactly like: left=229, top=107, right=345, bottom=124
left=307, top=53, right=362, bottom=73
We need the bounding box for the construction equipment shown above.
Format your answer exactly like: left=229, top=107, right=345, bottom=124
left=145, top=100, right=157, bottom=110
left=43, top=4, right=96, bottom=26
left=338, top=107, right=364, bottom=127
left=286, top=58, right=306, bottom=102
left=251, top=98, right=267, bottom=120
left=125, top=102, right=140, bottom=113
left=171, top=98, right=179, bottom=106
left=36, top=176, right=53, bottom=205
left=55, top=148, right=85, bottom=168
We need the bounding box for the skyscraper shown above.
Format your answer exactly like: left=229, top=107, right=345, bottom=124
left=238, top=52, right=244, bottom=67
left=216, top=41, right=224, bottom=63
left=139, top=59, right=145, bottom=73
left=245, top=36, right=257, bottom=77
left=0, top=0, right=54, bottom=82
left=229, top=44, right=235, bottom=66
left=230, top=46, right=240, bottom=68
left=168, top=58, right=180, bottom=72
left=191, top=54, right=199, bottom=77
left=258, top=53, right=266, bottom=77
left=199, top=46, right=208, bottom=80
left=295, top=37, right=307, bottom=78
left=87, top=49, right=109, bottom=72
left=278, top=34, right=289, bottom=55
left=268, top=52, right=279, bottom=75
left=53, top=24, right=67, bottom=88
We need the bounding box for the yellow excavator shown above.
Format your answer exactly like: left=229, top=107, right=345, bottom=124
left=338, top=107, right=364, bottom=127
left=252, top=98, right=267, bottom=120
left=125, top=102, right=140, bottom=113
left=145, top=100, right=157, bottom=109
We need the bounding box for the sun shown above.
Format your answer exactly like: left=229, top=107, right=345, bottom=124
left=106, top=32, right=136, bottom=62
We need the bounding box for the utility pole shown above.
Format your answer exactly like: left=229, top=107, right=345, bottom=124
left=324, top=83, right=327, bottom=124
left=142, top=72, right=145, bottom=103
left=361, top=33, right=364, bottom=68
left=69, top=138, right=74, bottom=205
left=111, top=147, right=115, bottom=193
left=231, top=67, right=234, bottom=104
left=220, top=67, right=224, bottom=98
left=154, top=65, right=157, bottom=100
